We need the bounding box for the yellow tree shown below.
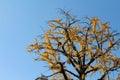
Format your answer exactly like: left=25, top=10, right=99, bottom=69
left=28, top=10, right=120, bottom=80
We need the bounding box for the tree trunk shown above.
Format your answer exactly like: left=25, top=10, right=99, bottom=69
left=79, top=74, right=85, bottom=80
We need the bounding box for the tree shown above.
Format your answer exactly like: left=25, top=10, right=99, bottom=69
left=28, top=10, right=120, bottom=80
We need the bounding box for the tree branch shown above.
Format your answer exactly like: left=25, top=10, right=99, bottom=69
left=45, top=71, right=60, bottom=77
left=58, top=62, right=68, bottom=80
left=65, top=69, right=79, bottom=78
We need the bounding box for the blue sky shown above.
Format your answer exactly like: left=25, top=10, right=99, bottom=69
left=0, top=0, right=120, bottom=80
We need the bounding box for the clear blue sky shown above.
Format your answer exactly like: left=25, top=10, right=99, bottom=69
left=0, top=0, right=120, bottom=80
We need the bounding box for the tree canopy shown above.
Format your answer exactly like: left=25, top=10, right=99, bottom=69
left=28, top=10, right=120, bottom=80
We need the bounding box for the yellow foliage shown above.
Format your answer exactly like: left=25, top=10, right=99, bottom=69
left=44, top=34, right=50, bottom=43
left=41, top=54, right=49, bottom=61
left=50, top=64, right=61, bottom=71
left=27, top=38, right=40, bottom=52
left=73, top=51, right=77, bottom=56
left=56, top=18, right=62, bottom=23
left=33, top=43, right=40, bottom=50
left=28, top=16, right=120, bottom=80
left=44, top=34, right=53, bottom=49
left=91, top=17, right=99, bottom=32
left=112, top=57, right=117, bottom=62
left=102, top=22, right=109, bottom=30
left=61, top=30, right=65, bottom=34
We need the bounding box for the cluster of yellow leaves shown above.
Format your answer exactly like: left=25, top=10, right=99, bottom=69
left=101, top=22, right=109, bottom=31
left=28, top=38, right=41, bottom=52
left=91, top=17, right=99, bottom=32
left=91, top=17, right=110, bottom=34
left=41, top=51, right=62, bottom=71
left=44, top=34, right=53, bottom=49
left=112, top=57, right=117, bottom=62
left=50, top=63, right=61, bottom=71
left=67, top=26, right=79, bottom=41
left=41, top=52, right=51, bottom=63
